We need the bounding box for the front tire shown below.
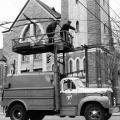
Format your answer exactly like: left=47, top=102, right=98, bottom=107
left=84, top=103, right=105, bottom=120
left=29, top=115, right=44, bottom=120
left=9, top=104, right=28, bottom=120
left=104, top=113, right=112, bottom=120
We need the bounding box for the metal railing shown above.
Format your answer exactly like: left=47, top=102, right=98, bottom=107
left=12, top=31, right=73, bottom=48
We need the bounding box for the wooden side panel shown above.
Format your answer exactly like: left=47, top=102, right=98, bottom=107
left=60, top=107, right=77, bottom=116
left=3, top=87, right=55, bottom=110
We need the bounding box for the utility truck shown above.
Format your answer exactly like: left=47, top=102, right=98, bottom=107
left=1, top=32, right=120, bottom=120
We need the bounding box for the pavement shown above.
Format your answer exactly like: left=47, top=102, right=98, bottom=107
left=0, top=114, right=120, bottom=120
left=112, top=112, right=120, bottom=116
left=0, top=106, right=119, bottom=120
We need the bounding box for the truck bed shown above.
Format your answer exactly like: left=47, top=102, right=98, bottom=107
left=3, top=72, right=55, bottom=110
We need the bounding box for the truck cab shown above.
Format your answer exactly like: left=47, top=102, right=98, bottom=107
left=60, top=77, right=119, bottom=120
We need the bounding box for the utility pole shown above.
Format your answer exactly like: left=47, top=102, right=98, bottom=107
left=63, top=52, right=65, bottom=75
left=54, top=44, right=60, bottom=111
left=84, top=45, right=89, bottom=87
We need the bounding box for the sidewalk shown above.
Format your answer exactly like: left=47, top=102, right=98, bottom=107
left=112, top=112, right=120, bottom=116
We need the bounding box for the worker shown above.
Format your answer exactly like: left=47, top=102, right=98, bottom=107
left=46, top=20, right=60, bottom=43
left=60, top=21, right=75, bottom=42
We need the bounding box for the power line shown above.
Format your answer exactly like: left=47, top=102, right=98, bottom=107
left=9, top=0, right=119, bottom=46
left=94, top=0, right=120, bottom=30
left=94, top=0, right=120, bottom=41
left=110, top=0, right=120, bottom=14
left=0, top=17, right=58, bottom=26
left=0, top=18, right=113, bottom=27
left=1, top=0, right=120, bottom=47
left=105, top=0, right=120, bottom=21
left=78, top=0, right=119, bottom=42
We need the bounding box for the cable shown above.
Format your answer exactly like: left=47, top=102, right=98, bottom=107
left=105, top=0, right=120, bottom=21
left=94, top=0, right=120, bottom=31
left=1, top=0, right=120, bottom=46
left=111, top=0, right=120, bottom=14
left=11, top=30, right=120, bottom=48
left=12, top=30, right=113, bottom=41
left=0, top=19, right=112, bottom=28
left=93, top=0, right=120, bottom=42
left=78, top=0, right=119, bottom=42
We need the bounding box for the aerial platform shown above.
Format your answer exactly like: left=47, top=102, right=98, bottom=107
left=12, top=32, right=74, bottom=55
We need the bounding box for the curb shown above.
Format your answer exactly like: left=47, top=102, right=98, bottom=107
left=112, top=113, right=120, bottom=116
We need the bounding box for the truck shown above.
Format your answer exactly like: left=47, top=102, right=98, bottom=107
left=1, top=32, right=120, bottom=120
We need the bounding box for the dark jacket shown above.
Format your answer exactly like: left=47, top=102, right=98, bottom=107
left=46, top=22, right=57, bottom=33
left=60, top=24, right=75, bottom=32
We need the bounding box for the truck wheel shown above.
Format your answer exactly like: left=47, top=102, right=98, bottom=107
left=30, top=115, right=44, bottom=120
left=104, top=113, right=112, bottom=120
left=84, top=103, right=105, bottom=120
left=9, top=104, right=28, bottom=120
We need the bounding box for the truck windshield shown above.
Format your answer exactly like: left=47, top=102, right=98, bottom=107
left=75, top=79, right=85, bottom=88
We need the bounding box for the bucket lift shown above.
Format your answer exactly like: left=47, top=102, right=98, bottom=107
left=12, top=31, right=74, bottom=55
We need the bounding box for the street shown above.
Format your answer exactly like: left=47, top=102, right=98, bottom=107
left=0, top=114, right=120, bottom=120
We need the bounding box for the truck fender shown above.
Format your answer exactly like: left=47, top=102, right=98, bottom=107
left=7, top=99, right=28, bottom=112
left=78, top=95, right=110, bottom=115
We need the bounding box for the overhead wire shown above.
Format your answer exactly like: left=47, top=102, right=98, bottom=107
left=1, top=0, right=120, bottom=49
left=94, top=0, right=120, bottom=30
left=9, top=0, right=119, bottom=48
left=78, top=0, right=120, bottom=43
left=111, top=0, right=120, bottom=14
left=105, top=0, right=120, bottom=21
left=94, top=0, right=120, bottom=41
left=94, top=0, right=120, bottom=43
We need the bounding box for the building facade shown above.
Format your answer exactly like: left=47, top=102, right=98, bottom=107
left=3, top=0, right=112, bottom=86
left=3, top=0, right=60, bottom=75
left=61, top=0, right=112, bottom=84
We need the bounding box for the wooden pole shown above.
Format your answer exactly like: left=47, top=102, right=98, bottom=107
left=54, top=44, right=60, bottom=111
left=63, top=52, right=65, bottom=75
left=84, top=45, right=89, bottom=87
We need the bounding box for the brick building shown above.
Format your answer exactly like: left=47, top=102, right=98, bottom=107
left=3, top=0, right=112, bottom=86
left=61, top=0, right=112, bottom=85
left=3, top=0, right=60, bottom=75
left=0, top=49, right=7, bottom=87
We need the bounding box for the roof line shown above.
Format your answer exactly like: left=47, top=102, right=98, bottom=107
left=3, top=0, right=61, bottom=33
left=3, top=0, right=30, bottom=33
left=35, top=0, right=61, bottom=19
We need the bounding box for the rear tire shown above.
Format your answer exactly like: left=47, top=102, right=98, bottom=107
left=9, top=104, right=28, bottom=120
left=84, top=103, right=105, bottom=120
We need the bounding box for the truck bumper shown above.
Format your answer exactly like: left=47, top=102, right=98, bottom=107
left=109, top=107, right=119, bottom=113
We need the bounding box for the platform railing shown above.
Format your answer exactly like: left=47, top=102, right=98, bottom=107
left=12, top=31, right=73, bottom=48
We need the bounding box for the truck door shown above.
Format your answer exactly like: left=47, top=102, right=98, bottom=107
left=60, top=79, right=78, bottom=116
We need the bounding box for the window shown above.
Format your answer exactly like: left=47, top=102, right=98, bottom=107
left=83, top=58, right=86, bottom=72
left=69, top=60, right=73, bottom=73
left=76, top=21, right=79, bottom=32
left=76, top=59, right=80, bottom=71
left=22, top=24, right=30, bottom=42
left=21, top=55, right=29, bottom=62
left=52, top=64, right=54, bottom=71
left=34, top=54, right=40, bottom=60
left=21, top=68, right=29, bottom=73
left=22, top=55, right=26, bottom=62
left=104, top=23, right=107, bottom=33
left=33, top=68, right=42, bottom=72
left=63, top=79, right=76, bottom=91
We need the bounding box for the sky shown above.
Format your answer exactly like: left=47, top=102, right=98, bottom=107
left=0, top=0, right=120, bottom=48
